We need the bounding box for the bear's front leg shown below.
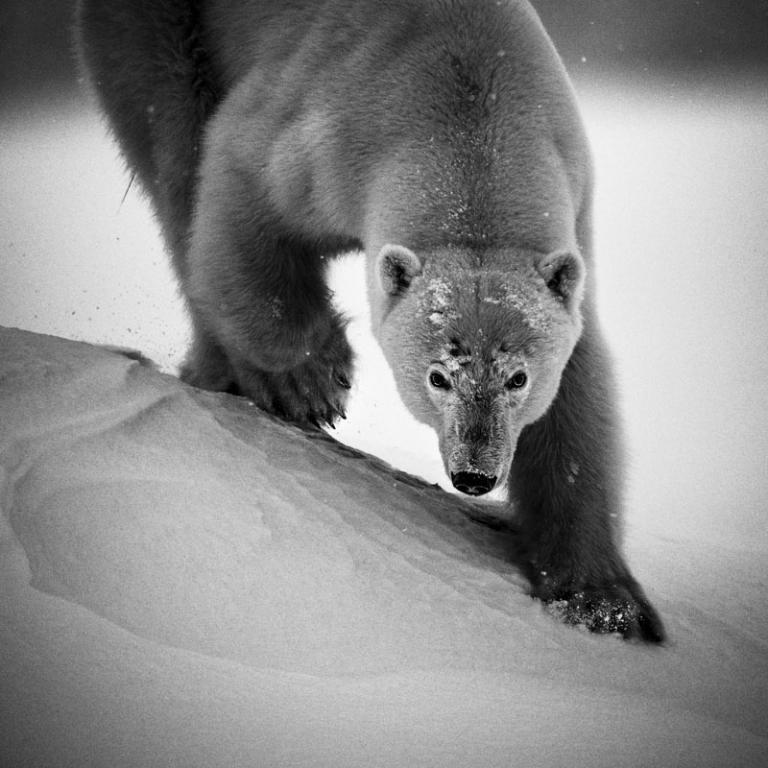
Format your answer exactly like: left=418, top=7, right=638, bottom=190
left=227, top=309, right=354, bottom=427
left=182, top=294, right=353, bottom=427
left=509, top=328, right=666, bottom=643
left=182, top=159, right=354, bottom=426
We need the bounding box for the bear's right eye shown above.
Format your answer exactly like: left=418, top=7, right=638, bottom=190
left=429, top=371, right=451, bottom=390
left=505, top=371, right=528, bottom=390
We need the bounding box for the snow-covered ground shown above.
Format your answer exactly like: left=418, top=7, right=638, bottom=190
left=1, top=75, right=767, bottom=765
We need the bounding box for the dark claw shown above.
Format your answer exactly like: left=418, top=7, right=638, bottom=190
left=335, top=372, right=351, bottom=389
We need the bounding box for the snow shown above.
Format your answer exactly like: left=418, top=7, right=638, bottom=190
left=1, top=77, right=768, bottom=765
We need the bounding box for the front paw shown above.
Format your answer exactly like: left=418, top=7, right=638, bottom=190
left=532, top=573, right=666, bottom=643
left=235, top=327, right=354, bottom=428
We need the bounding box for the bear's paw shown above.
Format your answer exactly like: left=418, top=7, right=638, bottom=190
left=234, top=322, right=354, bottom=428
left=534, top=575, right=666, bottom=644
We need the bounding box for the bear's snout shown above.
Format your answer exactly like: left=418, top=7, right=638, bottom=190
left=451, top=471, right=497, bottom=496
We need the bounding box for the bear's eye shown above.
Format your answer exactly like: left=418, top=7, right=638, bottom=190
left=429, top=370, right=451, bottom=390
left=505, top=371, right=528, bottom=390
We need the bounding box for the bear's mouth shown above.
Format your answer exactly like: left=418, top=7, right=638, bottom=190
left=450, top=471, right=498, bottom=496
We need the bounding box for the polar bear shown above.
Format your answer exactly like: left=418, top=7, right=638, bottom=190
left=77, top=0, right=665, bottom=641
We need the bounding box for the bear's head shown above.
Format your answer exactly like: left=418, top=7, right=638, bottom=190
left=372, top=243, right=585, bottom=497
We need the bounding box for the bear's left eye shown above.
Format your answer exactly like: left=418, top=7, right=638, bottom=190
left=505, top=371, right=528, bottom=390
left=429, top=371, right=451, bottom=390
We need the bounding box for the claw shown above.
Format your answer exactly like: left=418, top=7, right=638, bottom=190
left=335, top=372, right=352, bottom=389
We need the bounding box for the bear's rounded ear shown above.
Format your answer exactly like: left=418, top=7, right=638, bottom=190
left=376, top=244, right=422, bottom=296
left=536, top=250, right=585, bottom=307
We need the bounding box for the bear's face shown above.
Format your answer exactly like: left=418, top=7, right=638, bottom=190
left=374, top=245, right=584, bottom=496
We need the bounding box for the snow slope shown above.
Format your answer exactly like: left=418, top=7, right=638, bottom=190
left=1, top=327, right=766, bottom=767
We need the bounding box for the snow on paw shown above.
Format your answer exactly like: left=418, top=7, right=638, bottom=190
left=538, top=580, right=666, bottom=643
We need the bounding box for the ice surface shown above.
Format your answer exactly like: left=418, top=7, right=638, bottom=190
left=1, top=77, right=768, bottom=766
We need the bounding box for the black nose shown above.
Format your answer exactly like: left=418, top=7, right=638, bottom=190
left=451, top=471, right=497, bottom=496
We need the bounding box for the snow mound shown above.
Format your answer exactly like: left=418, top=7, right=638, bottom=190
left=1, top=327, right=766, bottom=767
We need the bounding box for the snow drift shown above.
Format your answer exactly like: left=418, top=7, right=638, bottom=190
left=1, top=326, right=766, bottom=767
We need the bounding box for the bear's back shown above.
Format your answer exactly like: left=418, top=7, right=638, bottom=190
left=202, top=0, right=591, bottom=254
left=203, top=0, right=568, bottom=105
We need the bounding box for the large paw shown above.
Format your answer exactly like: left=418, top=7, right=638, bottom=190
left=233, top=324, right=354, bottom=428
left=532, top=573, right=666, bottom=643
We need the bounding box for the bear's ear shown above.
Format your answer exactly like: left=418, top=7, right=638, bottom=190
left=536, top=250, right=585, bottom=307
left=376, top=244, right=422, bottom=296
